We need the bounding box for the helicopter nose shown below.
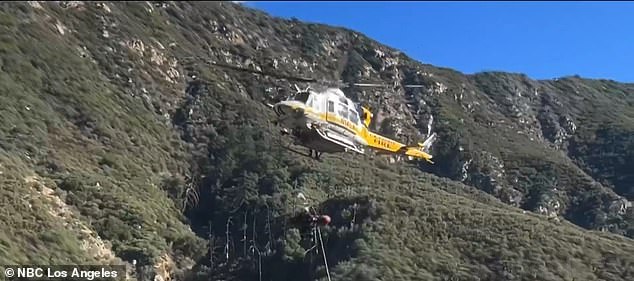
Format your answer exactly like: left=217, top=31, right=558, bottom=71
left=274, top=103, right=292, bottom=117
left=274, top=104, right=285, bottom=116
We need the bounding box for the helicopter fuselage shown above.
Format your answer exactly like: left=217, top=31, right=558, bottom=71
left=274, top=99, right=366, bottom=153
left=270, top=88, right=434, bottom=163
left=205, top=60, right=434, bottom=163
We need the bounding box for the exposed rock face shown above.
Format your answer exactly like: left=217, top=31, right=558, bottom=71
left=2, top=2, right=634, bottom=281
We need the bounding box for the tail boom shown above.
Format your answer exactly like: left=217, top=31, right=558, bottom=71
left=403, top=146, right=434, bottom=163
left=363, top=132, right=434, bottom=163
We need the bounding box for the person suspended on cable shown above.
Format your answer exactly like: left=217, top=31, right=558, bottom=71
left=289, top=210, right=331, bottom=229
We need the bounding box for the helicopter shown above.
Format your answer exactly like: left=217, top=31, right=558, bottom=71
left=206, top=61, right=437, bottom=163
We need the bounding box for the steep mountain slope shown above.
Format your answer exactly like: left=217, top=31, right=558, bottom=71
left=0, top=1, right=633, bottom=281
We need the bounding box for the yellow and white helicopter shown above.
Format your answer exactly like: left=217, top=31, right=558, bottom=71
left=208, top=61, right=436, bottom=163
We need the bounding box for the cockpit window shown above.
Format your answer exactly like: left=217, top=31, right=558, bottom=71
left=337, top=103, right=348, bottom=120
left=348, top=109, right=359, bottom=124
left=292, top=92, right=310, bottom=103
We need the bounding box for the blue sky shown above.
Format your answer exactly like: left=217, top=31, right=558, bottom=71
left=243, top=1, right=634, bottom=82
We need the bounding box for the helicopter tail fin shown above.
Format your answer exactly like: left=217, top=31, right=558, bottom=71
left=419, top=132, right=436, bottom=154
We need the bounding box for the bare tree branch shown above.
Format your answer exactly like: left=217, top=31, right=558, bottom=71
left=225, top=217, right=232, bottom=261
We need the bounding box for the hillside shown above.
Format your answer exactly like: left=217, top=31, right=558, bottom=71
left=0, top=1, right=633, bottom=281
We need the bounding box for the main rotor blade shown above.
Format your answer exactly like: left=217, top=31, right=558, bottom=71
left=201, top=59, right=427, bottom=89
left=351, top=83, right=388, bottom=87
left=347, top=83, right=426, bottom=88
left=207, top=61, right=318, bottom=83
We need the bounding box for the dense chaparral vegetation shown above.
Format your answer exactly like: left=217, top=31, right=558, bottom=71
left=0, top=2, right=633, bottom=280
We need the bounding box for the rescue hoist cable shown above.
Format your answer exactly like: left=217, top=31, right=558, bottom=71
left=317, top=226, right=332, bottom=281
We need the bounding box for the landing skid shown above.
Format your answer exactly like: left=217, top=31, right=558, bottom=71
left=277, top=128, right=320, bottom=160
left=283, top=146, right=323, bottom=162
left=284, top=146, right=310, bottom=157
left=312, top=125, right=364, bottom=154
left=277, top=124, right=361, bottom=161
